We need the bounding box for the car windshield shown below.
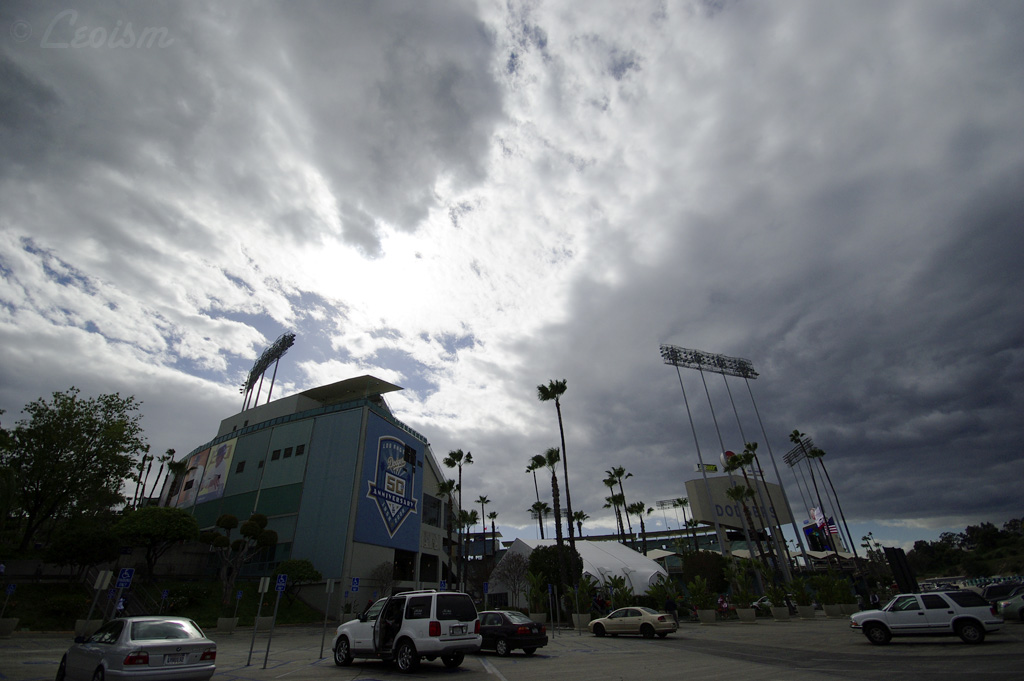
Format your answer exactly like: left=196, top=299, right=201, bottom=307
left=436, top=594, right=477, bottom=621
left=882, top=597, right=898, bottom=611
left=364, top=599, right=387, bottom=620
left=638, top=607, right=659, bottom=615
left=131, top=620, right=204, bottom=641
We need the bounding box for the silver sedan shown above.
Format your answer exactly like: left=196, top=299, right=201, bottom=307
left=55, top=616, right=216, bottom=680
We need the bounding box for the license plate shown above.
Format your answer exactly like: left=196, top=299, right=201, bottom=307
left=165, top=654, right=187, bottom=665
left=450, top=625, right=466, bottom=635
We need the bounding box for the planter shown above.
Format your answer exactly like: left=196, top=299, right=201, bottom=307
left=529, top=612, right=548, bottom=624
left=823, top=604, right=844, bottom=618
left=341, top=613, right=358, bottom=623
left=216, top=617, right=238, bottom=633
left=572, top=613, right=591, bottom=630
left=0, top=618, right=19, bottom=637
left=735, top=608, right=756, bottom=623
left=75, top=620, right=103, bottom=638
left=840, top=604, right=859, bottom=615
left=796, top=605, right=816, bottom=620
left=697, top=609, right=717, bottom=625
left=254, top=616, right=275, bottom=631
left=771, top=607, right=790, bottom=621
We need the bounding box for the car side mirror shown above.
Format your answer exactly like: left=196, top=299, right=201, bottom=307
left=359, top=613, right=368, bottom=622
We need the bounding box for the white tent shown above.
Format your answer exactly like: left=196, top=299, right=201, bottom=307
left=492, top=539, right=668, bottom=601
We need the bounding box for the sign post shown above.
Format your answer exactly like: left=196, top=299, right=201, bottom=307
left=246, top=577, right=270, bottom=666
left=85, top=570, right=112, bottom=622
left=263, top=574, right=287, bottom=669
left=112, top=568, right=134, bottom=618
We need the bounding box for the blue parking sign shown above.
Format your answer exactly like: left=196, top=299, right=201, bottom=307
left=351, top=577, right=359, bottom=592
left=115, top=568, right=135, bottom=589
left=276, top=574, right=288, bottom=592
left=237, top=590, right=244, bottom=601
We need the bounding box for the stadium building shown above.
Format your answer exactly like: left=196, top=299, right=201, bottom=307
left=160, top=375, right=453, bottom=600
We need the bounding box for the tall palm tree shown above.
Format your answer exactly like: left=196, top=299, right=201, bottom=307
left=538, top=379, right=575, bottom=550
left=673, top=497, right=699, bottom=552
left=526, top=454, right=546, bottom=504
left=606, top=466, right=634, bottom=545
left=437, top=479, right=457, bottom=585
left=572, top=510, right=589, bottom=537
left=487, top=511, right=498, bottom=557
left=458, top=508, right=479, bottom=574
left=603, top=475, right=626, bottom=544
left=443, top=449, right=473, bottom=587
left=542, top=446, right=569, bottom=599
left=476, top=495, right=490, bottom=556
left=530, top=501, right=552, bottom=539
left=627, top=502, right=654, bottom=555
left=723, top=445, right=772, bottom=573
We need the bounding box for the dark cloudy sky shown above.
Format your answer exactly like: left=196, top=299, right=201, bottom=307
left=2, top=0, right=1022, bottom=552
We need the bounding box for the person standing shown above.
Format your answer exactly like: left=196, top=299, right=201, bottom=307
left=665, top=596, right=678, bottom=624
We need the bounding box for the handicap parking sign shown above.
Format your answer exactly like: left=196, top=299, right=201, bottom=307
left=115, top=568, right=135, bottom=589
left=276, top=574, right=288, bottom=592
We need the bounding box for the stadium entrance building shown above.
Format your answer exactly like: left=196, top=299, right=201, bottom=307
left=160, top=375, right=453, bottom=602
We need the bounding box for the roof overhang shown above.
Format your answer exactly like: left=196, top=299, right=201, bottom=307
left=300, top=375, right=403, bottom=405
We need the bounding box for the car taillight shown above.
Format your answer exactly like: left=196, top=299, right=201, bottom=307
left=200, top=648, right=216, bottom=661
left=516, top=625, right=530, bottom=635
left=123, top=651, right=149, bottom=666
left=429, top=621, right=441, bottom=637
left=475, top=619, right=480, bottom=634
left=540, top=625, right=546, bottom=634
left=657, top=616, right=667, bottom=622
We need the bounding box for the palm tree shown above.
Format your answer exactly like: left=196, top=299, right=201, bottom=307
left=673, top=497, right=699, bottom=552
left=477, top=495, right=490, bottom=556
left=603, top=492, right=626, bottom=544
left=723, top=444, right=772, bottom=573
left=437, top=479, right=457, bottom=585
left=542, top=446, right=570, bottom=601
left=458, top=508, right=480, bottom=575
left=627, top=502, right=654, bottom=555
left=488, top=511, right=498, bottom=557
left=530, top=500, right=552, bottom=539
left=538, top=379, right=575, bottom=550
left=526, top=454, right=546, bottom=504
left=572, top=510, right=589, bottom=537
left=605, top=466, right=634, bottom=546
left=443, top=449, right=474, bottom=587
left=790, top=430, right=838, bottom=561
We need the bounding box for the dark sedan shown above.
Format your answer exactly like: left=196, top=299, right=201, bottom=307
left=478, top=610, right=548, bottom=656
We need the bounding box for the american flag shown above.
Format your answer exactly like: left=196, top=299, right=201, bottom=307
left=826, top=519, right=840, bottom=534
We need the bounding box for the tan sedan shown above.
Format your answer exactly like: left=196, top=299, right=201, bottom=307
left=589, top=607, right=678, bottom=638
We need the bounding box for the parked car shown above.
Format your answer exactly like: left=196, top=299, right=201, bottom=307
left=589, top=606, right=677, bottom=638
left=981, top=581, right=1022, bottom=607
left=996, top=590, right=1024, bottom=622
left=751, top=594, right=796, bottom=615
left=332, top=590, right=480, bottom=672
left=55, top=616, right=216, bottom=681
left=849, top=591, right=1002, bottom=645
left=478, top=610, right=548, bottom=656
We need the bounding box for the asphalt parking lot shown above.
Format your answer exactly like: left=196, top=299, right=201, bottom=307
left=3, top=616, right=1023, bottom=681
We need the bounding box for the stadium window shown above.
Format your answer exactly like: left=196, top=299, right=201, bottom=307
left=183, top=480, right=194, bottom=491
left=271, top=449, right=281, bottom=461
left=235, top=461, right=245, bottom=474
left=295, top=444, right=305, bottom=456
left=284, top=447, right=293, bottom=458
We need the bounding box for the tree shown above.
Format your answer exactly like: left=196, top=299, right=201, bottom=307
left=605, top=467, right=634, bottom=546
left=530, top=501, right=551, bottom=539
left=673, top=497, right=700, bottom=552
left=487, top=511, right=498, bottom=558
left=538, top=379, right=575, bottom=550
left=722, top=443, right=772, bottom=573
left=369, top=560, right=396, bottom=597
left=43, top=514, right=121, bottom=580
left=273, top=558, right=322, bottom=605
left=491, top=551, right=529, bottom=609
left=602, top=475, right=626, bottom=544
left=542, top=447, right=569, bottom=595
left=0, top=387, right=149, bottom=550
left=476, top=495, right=490, bottom=556
left=443, top=449, right=473, bottom=587
left=572, top=510, right=589, bottom=537
left=200, top=513, right=278, bottom=604
left=626, top=502, right=654, bottom=555
left=437, top=479, right=457, bottom=583
left=115, top=506, right=199, bottom=579
left=527, top=544, right=583, bottom=601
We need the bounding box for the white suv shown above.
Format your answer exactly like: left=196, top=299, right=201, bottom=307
left=332, top=590, right=481, bottom=672
left=850, top=591, right=1002, bottom=644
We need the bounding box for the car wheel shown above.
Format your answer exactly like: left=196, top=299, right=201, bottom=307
left=495, top=638, right=510, bottom=656
left=864, top=623, right=891, bottom=645
left=92, top=668, right=105, bottom=681
left=641, top=623, right=655, bottom=639
left=395, top=640, right=420, bottom=673
left=441, top=651, right=464, bottom=668
left=54, top=656, right=67, bottom=681
left=334, top=636, right=353, bottom=666
left=956, top=620, right=985, bottom=644
left=522, top=647, right=536, bottom=656
left=593, top=623, right=605, bottom=637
